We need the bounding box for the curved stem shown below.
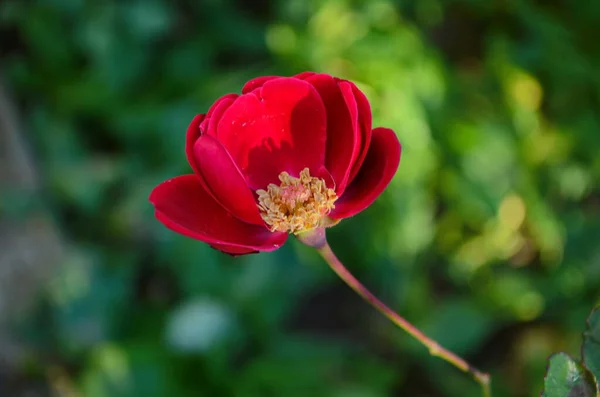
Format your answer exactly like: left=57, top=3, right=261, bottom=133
left=317, top=242, right=491, bottom=397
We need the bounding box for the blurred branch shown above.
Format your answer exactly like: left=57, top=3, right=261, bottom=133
left=0, top=76, right=63, bottom=396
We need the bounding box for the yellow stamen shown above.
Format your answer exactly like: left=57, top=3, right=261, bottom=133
left=257, top=168, right=337, bottom=234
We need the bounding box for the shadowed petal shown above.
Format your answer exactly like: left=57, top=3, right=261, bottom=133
left=209, top=243, right=258, bottom=256
left=304, top=74, right=360, bottom=194
left=217, top=77, right=327, bottom=189
left=186, top=114, right=205, bottom=175
left=193, top=135, right=264, bottom=225
left=330, top=128, right=401, bottom=219
left=150, top=175, right=288, bottom=251
left=347, top=82, right=373, bottom=182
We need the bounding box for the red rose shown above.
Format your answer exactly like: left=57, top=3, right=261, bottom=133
left=149, top=72, right=401, bottom=255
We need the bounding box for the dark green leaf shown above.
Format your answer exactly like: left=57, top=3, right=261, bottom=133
left=583, top=306, right=600, bottom=391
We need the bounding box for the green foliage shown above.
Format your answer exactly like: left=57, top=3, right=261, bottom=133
left=1, top=0, right=599, bottom=396
left=543, top=353, right=594, bottom=397
left=542, top=307, right=600, bottom=397
left=583, top=307, right=600, bottom=390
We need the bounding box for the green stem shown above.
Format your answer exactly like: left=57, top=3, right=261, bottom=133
left=317, top=242, right=491, bottom=397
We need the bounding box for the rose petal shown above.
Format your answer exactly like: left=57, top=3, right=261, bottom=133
left=186, top=114, right=205, bottom=175
left=346, top=82, right=373, bottom=182
left=314, top=166, right=336, bottom=191
left=217, top=77, right=327, bottom=189
left=209, top=243, right=257, bottom=256
left=199, top=93, right=238, bottom=137
left=149, top=175, right=288, bottom=251
left=242, top=76, right=279, bottom=94
left=242, top=73, right=320, bottom=94
left=193, top=135, right=264, bottom=225
left=294, top=71, right=317, bottom=80
left=330, top=127, right=401, bottom=219
left=303, top=74, right=360, bottom=194
left=206, top=96, right=237, bottom=137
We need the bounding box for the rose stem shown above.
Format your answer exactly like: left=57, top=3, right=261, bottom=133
left=316, top=241, right=491, bottom=397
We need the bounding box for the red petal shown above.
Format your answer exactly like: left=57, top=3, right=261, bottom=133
left=186, top=114, right=205, bottom=175
left=330, top=128, right=401, bottom=219
left=314, top=166, right=336, bottom=191
left=303, top=74, right=360, bottom=194
left=209, top=243, right=257, bottom=256
left=294, top=71, right=317, bottom=80
left=242, top=76, right=279, bottom=94
left=217, top=77, right=327, bottom=189
left=149, top=175, right=288, bottom=252
left=241, top=73, right=319, bottom=94
left=193, top=135, right=264, bottom=225
left=346, top=82, right=373, bottom=182
left=199, top=93, right=238, bottom=137
left=206, top=96, right=237, bottom=137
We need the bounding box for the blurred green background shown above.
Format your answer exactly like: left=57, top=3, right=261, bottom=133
left=1, top=0, right=599, bottom=396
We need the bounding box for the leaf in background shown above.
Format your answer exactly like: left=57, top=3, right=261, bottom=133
left=583, top=306, right=600, bottom=391
left=165, top=298, right=236, bottom=354
left=542, top=352, right=595, bottom=397
left=422, top=298, right=495, bottom=355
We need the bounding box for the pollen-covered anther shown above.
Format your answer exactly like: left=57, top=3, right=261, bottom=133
left=256, top=168, right=337, bottom=234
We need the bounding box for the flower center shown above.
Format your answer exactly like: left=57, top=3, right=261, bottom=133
left=256, top=168, right=337, bottom=234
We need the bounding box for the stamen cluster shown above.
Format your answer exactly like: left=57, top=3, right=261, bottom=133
left=257, top=168, right=337, bottom=233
